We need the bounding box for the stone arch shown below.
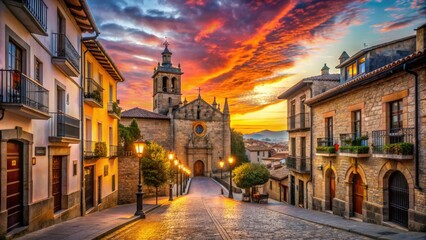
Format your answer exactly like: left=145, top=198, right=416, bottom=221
left=324, top=164, right=337, bottom=211
left=193, top=160, right=205, bottom=177
left=171, top=77, right=177, bottom=92
left=378, top=161, right=414, bottom=222
left=344, top=164, right=368, bottom=218
left=162, top=76, right=168, bottom=92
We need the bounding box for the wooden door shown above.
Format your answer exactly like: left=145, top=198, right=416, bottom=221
left=85, top=166, right=94, bottom=209
left=52, top=156, right=62, bottom=212
left=98, top=176, right=102, bottom=204
left=193, top=160, right=204, bottom=176
left=330, top=171, right=335, bottom=210
left=7, top=141, right=22, bottom=232
left=389, top=171, right=409, bottom=227
left=290, top=175, right=295, bottom=205
left=353, top=174, right=363, bottom=216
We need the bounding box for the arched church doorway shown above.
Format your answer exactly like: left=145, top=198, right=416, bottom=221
left=193, top=160, right=204, bottom=176
left=389, top=171, right=409, bottom=227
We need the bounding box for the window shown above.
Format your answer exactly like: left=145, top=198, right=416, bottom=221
left=87, top=61, right=92, bottom=78
left=85, top=118, right=92, bottom=141
left=112, top=174, right=116, bottom=192
left=257, top=151, right=260, bottom=156
left=346, top=62, right=357, bottom=79
left=291, top=138, right=296, bottom=156
left=73, top=160, right=77, bottom=176
left=109, top=84, right=113, bottom=102
left=162, top=77, right=168, bottom=92
left=358, top=57, right=365, bottom=74
left=352, top=110, right=361, bottom=137
left=109, top=126, right=113, bottom=146
left=325, top=117, right=333, bottom=145
left=270, top=181, right=273, bottom=190
left=34, top=58, right=43, bottom=83
left=98, top=122, right=102, bottom=141
left=8, top=40, right=23, bottom=71
left=301, top=137, right=306, bottom=158
left=390, top=100, right=403, bottom=131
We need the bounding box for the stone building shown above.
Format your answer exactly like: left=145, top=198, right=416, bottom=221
left=278, top=65, right=339, bottom=209
left=306, top=25, right=426, bottom=231
left=121, top=41, right=231, bottom=177
left=265, top=166, right=289, bottom=203
left=245, top=146, right=272, bottom=164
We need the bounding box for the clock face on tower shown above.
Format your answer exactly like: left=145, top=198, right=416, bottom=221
left=193, top=122, right=207, bottom=137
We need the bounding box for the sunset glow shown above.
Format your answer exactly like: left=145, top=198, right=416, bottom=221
left=88, top=0, right=425, bottom=134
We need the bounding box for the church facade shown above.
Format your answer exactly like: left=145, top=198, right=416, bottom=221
left=121, top=42, right=231, bottom=176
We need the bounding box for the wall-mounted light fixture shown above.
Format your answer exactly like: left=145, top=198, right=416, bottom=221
left=317, top=164, right=323, bottom=171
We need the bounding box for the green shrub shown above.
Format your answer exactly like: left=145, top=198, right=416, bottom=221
left=94, top=142, right=107, bottom=157
left=384, top=142, right=414, bottom=155
left=340, top=146, right=369, bottom=154
left=316, top=146, right=336, bottom=154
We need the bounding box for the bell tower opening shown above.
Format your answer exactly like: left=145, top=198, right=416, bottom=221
left=153, top=40, right=184, bottom=115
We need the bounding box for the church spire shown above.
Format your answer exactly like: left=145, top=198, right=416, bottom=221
left=162, top=39, right=172, bottom=67
left=212, top=97, right=217, bottom=109
left=223, top=98, right=229, bottom=115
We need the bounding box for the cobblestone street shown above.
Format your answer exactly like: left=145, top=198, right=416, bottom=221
left=102, top=177, right=371, bottom=240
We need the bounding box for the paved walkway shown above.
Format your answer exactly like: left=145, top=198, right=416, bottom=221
left=213, top=178, right=426, bottom=240
left=17, top=197, right=169, bottom=240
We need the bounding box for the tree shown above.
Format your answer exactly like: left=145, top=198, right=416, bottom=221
left=141, top=141, right=169, bottom=204
left=118, top=119, right=141, bottom=154
left=233, top=163, right=270, bottom=201
left=231, top=128, right=249, bottom=166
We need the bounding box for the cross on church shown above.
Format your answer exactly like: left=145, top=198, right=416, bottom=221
left=163, top=38, right=169, bottom=48
left=198, top=87, right=201, bottom=96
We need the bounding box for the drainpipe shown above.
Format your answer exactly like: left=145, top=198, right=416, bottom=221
left=307, top=83, right=313, bottom=208
left=403, top=64, right=420, bottom=189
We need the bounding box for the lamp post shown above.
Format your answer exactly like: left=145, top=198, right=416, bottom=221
left=219, top=157, right=224, bottom=179
left=174, top=159, right=179, bottom=197
left=168, top=151, right=174, bottom=201
left=134, top=137, right=146, bottom=218
left=228, top=156, right=234, bottom=199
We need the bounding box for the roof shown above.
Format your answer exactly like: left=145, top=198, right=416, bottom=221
left=83, top=39, right=125, bottom=82
left=336, top=35, right=415, bottom=68
left=121, top=107, right=170, bottom=120
left=64, top=0, right=99, bottom=33
left=269, top=167, right=289, bottom=181
left=278, top=74, right=339, bottom=99
left=306, top=50, right=426, bottom=105
left=246, top=146, right=273, bottom=152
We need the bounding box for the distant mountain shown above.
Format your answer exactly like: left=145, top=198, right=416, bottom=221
left=244, top=130, right=288, bottom=143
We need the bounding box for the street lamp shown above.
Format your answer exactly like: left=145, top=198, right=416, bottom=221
left=134, top=137, right=146, bottom=218
left=174, top=159, right=179, bottom=197
left=219, top=157, right=224, bottom=179
left=168, top=151, right=174, bottom=201
left=228, top=156, right=234, bottom=199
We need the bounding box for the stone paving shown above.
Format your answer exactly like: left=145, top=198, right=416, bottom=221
left=102, top=177, right=373, bottom=240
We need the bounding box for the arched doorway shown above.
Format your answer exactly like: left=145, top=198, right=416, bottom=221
left=389, top=171, right=409, bottom=227
left=193, top=160, right=204, bottom=176
left=325, top=169, right=335, bottom=210
left=6, top=141, right=23, bottom=232
left=352, top=174, right=364, bottom=217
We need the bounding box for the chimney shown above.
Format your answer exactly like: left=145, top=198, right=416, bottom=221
left=339, top=51, right=350, bottom=64
left=321, top=63, right=330, bottom=75
left=416, top=23, right=426, bottom=52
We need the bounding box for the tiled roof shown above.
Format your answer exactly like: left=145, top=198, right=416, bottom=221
left=246, top=146, right=273, bottom=152
left=269, top=167, right=289, bottom=181
left=121, top=107, right=170, bottom=120
left=306, top=50, right=426, bottom=105
left=278, top=74, right=339, bottom=99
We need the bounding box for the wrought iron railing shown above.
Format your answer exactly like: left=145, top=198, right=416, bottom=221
left=317, top=138, right=335, bottom=147
left=286, top=156, right=310, bottom=172
left=84, top=140, right=107, bottom=158
left=109, top=145, right=118, bottom=157
left=84, top=78, right=103, bottom=106
left=288, top=113, right=310, bottom=130
left=0, top=69, right=48, bottom=113
left=372, top=128, right=414, bottom=154
left=107, top=101, right=121, bottom=117
left=50, top=113, right=79, bottom=139
left=23, top=0, right=48, bottom=32
left=52, top=33, right=80, bottom=70
left=339, top=132, right=369, bottom=153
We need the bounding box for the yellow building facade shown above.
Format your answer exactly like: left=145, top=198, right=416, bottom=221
left=82, top=39, right=124, bottom=213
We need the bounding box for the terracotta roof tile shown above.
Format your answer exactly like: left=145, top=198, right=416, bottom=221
left=121, top=107, right=170, bottom=120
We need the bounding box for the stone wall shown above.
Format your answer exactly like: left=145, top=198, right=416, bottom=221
left=311, top=66, right=426, bottom=231
left=120, top=118, right=172, bottom=151
left=118, top=156, right=169, bottom=204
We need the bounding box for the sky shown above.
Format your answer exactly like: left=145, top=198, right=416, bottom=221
left=88, top=0, right=425, bottom=134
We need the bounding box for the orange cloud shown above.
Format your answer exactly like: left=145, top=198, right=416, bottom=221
left=195, top=20, right=224, bottom=42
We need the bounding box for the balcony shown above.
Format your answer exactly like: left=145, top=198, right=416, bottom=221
left=287, top=113, right=310, bottom=131
left=84, top=78, right=103, bottom=107
left=107, top=101, right=121, bottom=119
left=4, top=0, right=48, bottom=35
left=339, top=133, right=370, bottom=158
left=286, top=156, right=310, bottom=174
left=372, top=128, right=414, bottom=160
left=49, top=113, right=80, bottom=143
left=84, top=141, right=107, bottom=159
left=316, top=138, right=337, bottom=157
left=109, top=145, right=118, bottom=158
left=0, top=70, right=49, bottom=119
left=52, top=33, right=80, bottom=77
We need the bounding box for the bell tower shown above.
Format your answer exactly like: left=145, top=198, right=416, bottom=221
left=152, top=40, right=183, bottom=115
